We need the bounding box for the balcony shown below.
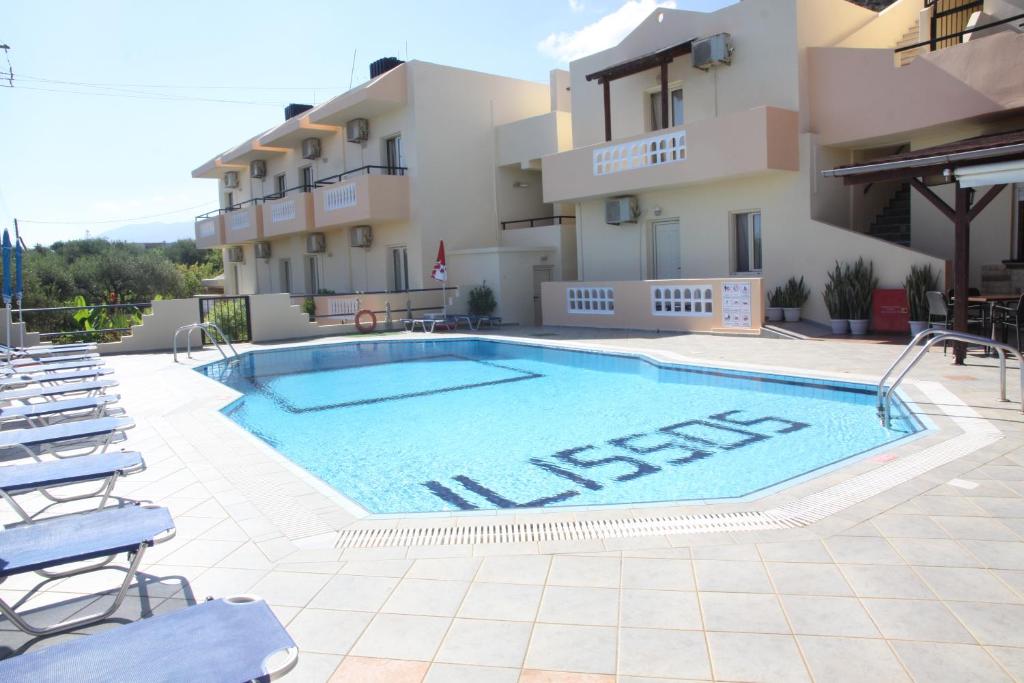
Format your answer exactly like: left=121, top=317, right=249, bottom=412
left=194, top=215, right=224, bottom=249
left=313, top=167, right=410, bottom=230
left=222, top=203, right=264, bottom=244
left=262, top=191, right=316, bottom=238
left=542, top=106, right=799, bottom=203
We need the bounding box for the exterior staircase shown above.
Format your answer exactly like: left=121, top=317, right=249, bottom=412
left=870, top=183, right=912, bottom=246
left=895, top=20, right=924, bottom=66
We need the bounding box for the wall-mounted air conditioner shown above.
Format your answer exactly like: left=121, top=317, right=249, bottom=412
left=350, top=225, right=373, bottom=248
left=346, top=118, right=369, bottom=143
left=223, top=171, right=240, bottom=188
left=605, top=196, right=639, bottom=225
left=692, top=33, right=733, bottom=70
left=254, top=241, right=271, bottom=259
left=250, top=160, right=267, bottom=179
left=306, top=232, right=326, bottom=254
left=226, top=246, right=244, bottom=263
left=301, top=137, right=321, bottom=160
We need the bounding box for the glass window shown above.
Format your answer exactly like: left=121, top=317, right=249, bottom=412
left=385, top=135, right=403, bottom=174
left=390, top=246, right=409, bottom=291
left=300, top=166, right=313, bottom=192
left=650, top=88, right=683, bottom=130
left=734, top=211, right=762, bottom=273
left=275, top=173, right=286, bottom=195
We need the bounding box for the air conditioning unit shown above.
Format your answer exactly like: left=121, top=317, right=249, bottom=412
left=305, top=232, right=326, bottom=254
left=223, top=171, right=240, bottom=188
left=254, top=241, right=271, bottom=259
left=250, top=159, right=267, bottom=179
left=605, top=196, right=639, bottom=225
left=350, top=225, right=373, bottom=248
left=346, top=118, right=369, bottom=143
left=226, top=246, right=244, bottom=263
left=301, top=137, right=321, bottom=160
left=692, top=33, right=733, bottom=70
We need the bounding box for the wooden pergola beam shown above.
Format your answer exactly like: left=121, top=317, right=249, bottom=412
left=969, top=184, right=1007, bottom=221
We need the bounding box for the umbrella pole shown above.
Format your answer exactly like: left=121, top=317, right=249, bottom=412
left=4, top=305, right=10, bottom=361
left=16, top=298, right=23, bottom=348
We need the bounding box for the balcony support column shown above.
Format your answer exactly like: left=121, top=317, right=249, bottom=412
left=602, top=79, right=611, bottom=142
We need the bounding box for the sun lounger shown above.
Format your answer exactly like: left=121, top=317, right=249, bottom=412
left=0, top=595, right=297, bottom=681
left=0, top=415, right=134, bottom=459
left=0, top=378, right=118, bottom=403
left=0, top=450, right=144, bottom=521
left=449, top=314, right=502, bottom=330
left=0, top=394, right=122, bottom=427
left=0, top=367, right=113, bottom=389
left=8, top=352, right=100, bottom=367
left=1, top=343, right=97, bottom=358
left=1, top=358, right=105, bottom=375
left=0, top=503, right=175, bottom=634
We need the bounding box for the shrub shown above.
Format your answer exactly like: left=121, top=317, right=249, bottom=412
left=822, top=261, right=848, bottom=319
left=301, top=297, right=317, bottom=321
left=207, top=301, right=248, bottom=341
left=904, top=264, right=938, bottom=321
left=468, top=284, right=497, bottom=316
left=783, top=276, right=809, bottom=308
left=846, top=257, right=878, bottom=320
left=767, top=286, right=785, bottom=308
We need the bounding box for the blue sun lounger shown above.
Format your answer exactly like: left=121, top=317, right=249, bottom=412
left=0, top=450, right=144, bottom=521
left=0, top=394, right=121, bottom=427
left=0, top=367, right=113, bottom=389
left=1, top=342, right=97, bottom=357
left=0, top=378, right=119, bottom=402
left=0, top=596, right=298, bottom=681
left=1, top=358, right=105, bottom=375
left=0, top=504, right=176, bottom=634
left=0, top=416, right=134, bottom=459
left=8, top=352, right=99, bottom=367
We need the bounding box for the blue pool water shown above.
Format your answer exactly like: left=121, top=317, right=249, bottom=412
left=198, top=339, right=923, bottom=514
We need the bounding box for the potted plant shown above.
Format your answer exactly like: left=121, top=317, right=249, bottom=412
left=904, top=264, right=938, bottom=337
left=468, top=283, right=497, bottom=317
left=765, top=286, right=785, bottom=322
left=822, top=262, right=849, bottom=334
left=782, top=276, right=809, bottom=322
left=301, top=296, right=316, bottom=322
left=847, top=257, right=878, bottom=335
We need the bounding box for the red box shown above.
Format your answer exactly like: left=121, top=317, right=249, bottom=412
left=871, top=288, right=909, bottom=333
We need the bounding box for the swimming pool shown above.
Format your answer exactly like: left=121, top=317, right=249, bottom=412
left=198, top=339, right=924, bottom=514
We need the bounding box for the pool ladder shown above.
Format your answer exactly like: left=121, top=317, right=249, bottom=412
left=877, top=328, right=1024, bottom=427
left=173, top=323, right=239, bottom=363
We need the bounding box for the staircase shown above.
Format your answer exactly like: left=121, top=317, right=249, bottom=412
left=895, top=20, right=924, bottom=66
left=870, top=183, right=912, bottom=246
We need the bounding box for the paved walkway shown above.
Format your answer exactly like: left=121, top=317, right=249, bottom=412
left=2, top=328, right=1024, bottom=682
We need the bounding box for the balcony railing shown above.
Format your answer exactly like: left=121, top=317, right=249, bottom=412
left=895, top=10, right=1024, bottom=53
left=314, top=165, right=407, bottom=187
left=501, top=215, right=576, bottom=230
left=593, top=130, right=686, bottom=177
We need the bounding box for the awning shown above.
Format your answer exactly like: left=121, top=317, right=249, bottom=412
left=585, top=39, right=695, bottom=83
left=956, top=159, right=1024, bottom=188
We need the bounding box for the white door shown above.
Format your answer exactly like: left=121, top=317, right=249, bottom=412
left=652, top=220, right=682, bottom=279
left=532, top=265, right=553, bottom=325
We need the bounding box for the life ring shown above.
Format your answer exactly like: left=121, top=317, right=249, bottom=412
left=354, top=309, right=377, bottom=333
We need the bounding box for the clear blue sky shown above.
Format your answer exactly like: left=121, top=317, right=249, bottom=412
left=0, top=0, right=735, bottom=245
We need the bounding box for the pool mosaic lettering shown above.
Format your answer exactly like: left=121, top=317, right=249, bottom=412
left=423, top=410, right=810, bottom=510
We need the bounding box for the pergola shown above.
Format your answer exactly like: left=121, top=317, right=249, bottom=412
left=822, top=129, right=1024, bottom=364
left=586, top=39, right=695, bottom=142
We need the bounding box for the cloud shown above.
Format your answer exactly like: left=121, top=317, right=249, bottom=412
left=539, top=0, right=677, bottom=63
left=568, top=0, right=584, bottom=11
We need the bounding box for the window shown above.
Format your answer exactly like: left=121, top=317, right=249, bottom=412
left=733, top=211, right=762, bottom=274
left=650, top=88, right=683, bottom=130
left=390, top=246, right=409, bottom=292
left=300, top=166, right=313, bottom=192
left=275, top=173, right=286, bottom=196
left=305, top=255, right=319, bottom=294
left=384, top=135, right=403, bottom=174
left=224, top=191, right=234, bottom=209
left=279, top=259, right=292, bottom=293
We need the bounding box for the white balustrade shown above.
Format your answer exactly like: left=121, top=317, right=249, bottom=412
left=270, top=199, right=296, bottom=223
left=323, top=183, right=358, bottom=212
left=228, top=211, right=251, bottom=231
left=567, top=287, right=615, bottom=315
left=197, top=220, right=216, bottom=238
left=328, top=298, right=360, bottom=316
left=651, top=284, right=713, bottom=316
left=593, top=130, right=687, bottom=176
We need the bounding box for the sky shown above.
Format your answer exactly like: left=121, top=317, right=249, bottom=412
left=0, top=0, right=736, bottom=246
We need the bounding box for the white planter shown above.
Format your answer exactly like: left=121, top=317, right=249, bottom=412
left=766, top=307, right=783, bottom=322
left=783, top=307, right=801, bottom=322
left=829, top=319, right=849, bottom=335
left=850, top=319, right=870, bottom=335
left=908, top=320, right=929, bottom=337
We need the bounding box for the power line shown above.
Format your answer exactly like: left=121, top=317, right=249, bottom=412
left=16, top=73, right=345, bottom=92
left=8, top=84, right=286, bottom=106
left=18, top=202, right=216, bottom=225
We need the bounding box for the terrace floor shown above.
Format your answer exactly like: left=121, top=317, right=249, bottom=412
left=3, top=327, right=1024, bottom=682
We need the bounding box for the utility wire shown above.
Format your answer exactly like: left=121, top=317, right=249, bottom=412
left=18, top=202, right=216, bottom=225
left=16, top=73, right=345, bottom=91
left=8, top=84, right=286, bottom=106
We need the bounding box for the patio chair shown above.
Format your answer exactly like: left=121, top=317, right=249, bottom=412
left=0, top=367, right=114, bottom=390
left=0, top=415, right=134, bottom=459
left=0, top=450, right=144, bottom=521
left=0, top=595, right=298, bottom=681
left=0, top=378, right=119, bottom=403
left=0, top=394, right=122, bottom=428
left=0, top=503, right=175, bottom=634
left=926, top=290, right=985, bottom=355
left=993, top=293, right=1024, bottom=351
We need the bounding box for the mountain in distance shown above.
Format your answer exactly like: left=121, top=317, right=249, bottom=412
left=99, top=221, right=194, bottom=244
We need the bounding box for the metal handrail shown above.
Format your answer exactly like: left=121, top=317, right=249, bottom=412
left=173, top=323, right=239, bottom=363
left=877, top=328, right=1024, bottom=426
left=314, top=165, right=407, bottom=187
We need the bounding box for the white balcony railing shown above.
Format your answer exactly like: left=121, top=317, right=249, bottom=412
left=323, top=183, right=358, bottom=212
left=270, top=199, right=297, bottom=223
left=228, top=211, right=251, bottom=231
left=592, top=130, right=687, bottom=176
left=197, top=221, right=216, bottom=238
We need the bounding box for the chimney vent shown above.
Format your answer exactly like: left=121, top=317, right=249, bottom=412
left=369, top=57, right=404, bottom=79
left=284, top=103, right=313, bottom=121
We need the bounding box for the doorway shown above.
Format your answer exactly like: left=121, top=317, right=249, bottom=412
left=651, top=219, right=682, bottom=279
left=532, top=265, right=553, bottom=325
